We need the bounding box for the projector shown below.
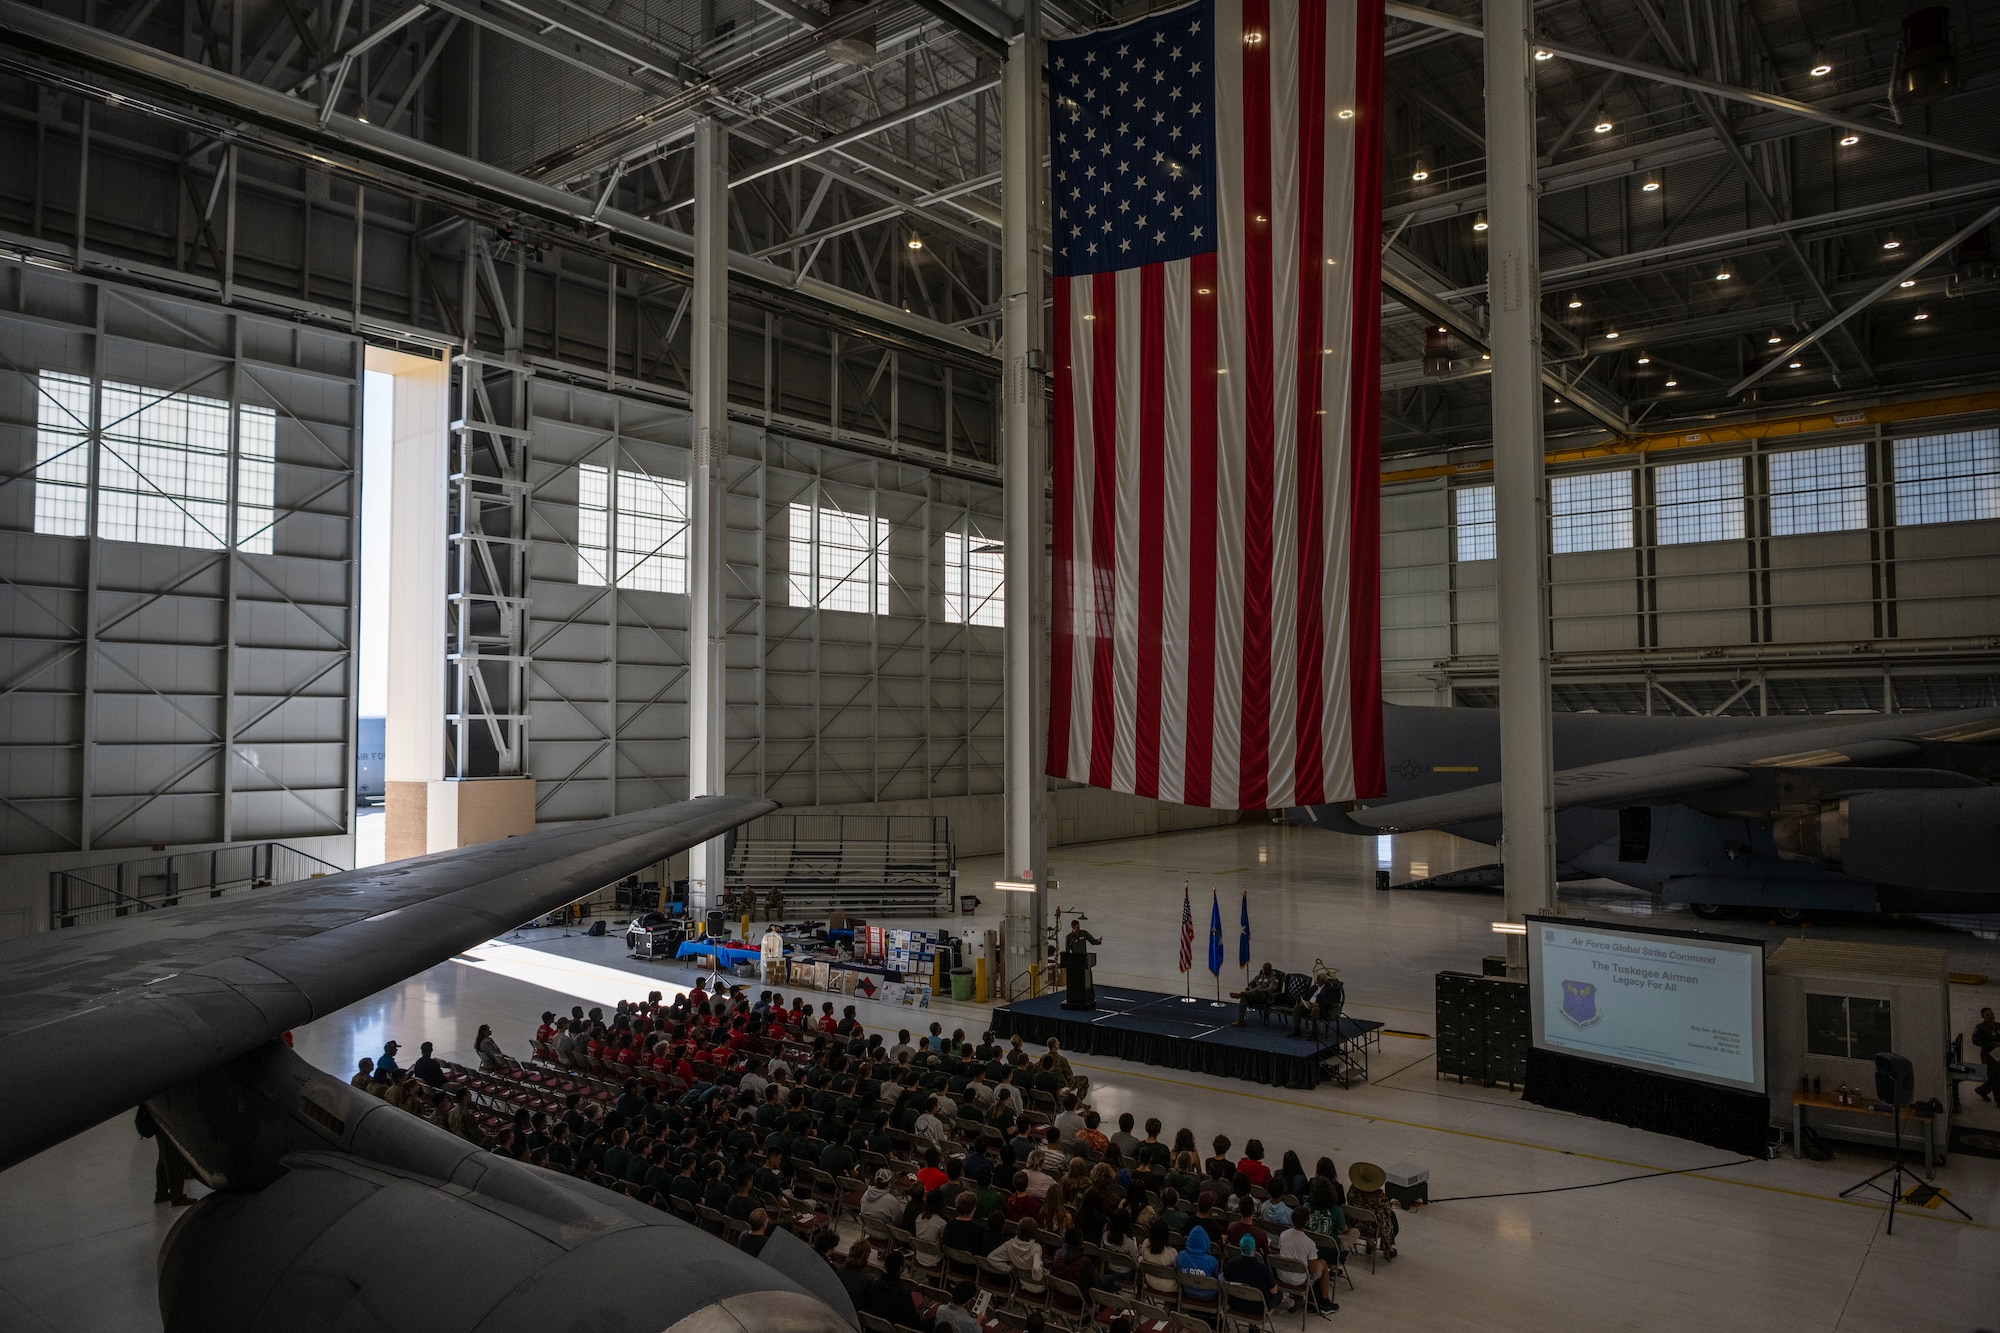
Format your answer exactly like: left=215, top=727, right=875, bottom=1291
left=1384, top=1163, right=1429, bottom=1207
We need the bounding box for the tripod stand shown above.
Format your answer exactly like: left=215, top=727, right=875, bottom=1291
left=1837, top=1103, right=1972, bottom=1233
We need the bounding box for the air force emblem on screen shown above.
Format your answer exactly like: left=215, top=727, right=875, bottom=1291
left=1560, top=979, right=1602, bottom=1029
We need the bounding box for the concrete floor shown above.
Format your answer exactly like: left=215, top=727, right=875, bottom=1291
left=2, top=820, right=1995, bottom=1331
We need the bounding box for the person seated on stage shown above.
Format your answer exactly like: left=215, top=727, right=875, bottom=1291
left=1233, top=964, right=1286, bottom=1027
left=1292, top=968, right=1343, bottom=1040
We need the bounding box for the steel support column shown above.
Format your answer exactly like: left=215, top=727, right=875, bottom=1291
left=999, top=8, right=1047, bottom=998
left=1485, top=0, right=1556, bottom=960
left=686, top=116, right=730, bottom=914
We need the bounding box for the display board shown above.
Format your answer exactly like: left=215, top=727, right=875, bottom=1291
left=1526, top=916, right=1766, bottom=1093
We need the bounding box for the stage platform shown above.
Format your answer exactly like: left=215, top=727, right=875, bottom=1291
left=991, top=985, right=1382, bottom=1089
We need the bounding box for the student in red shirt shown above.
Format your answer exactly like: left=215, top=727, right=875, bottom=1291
left=1236, top=1140, right=1273, bottom=1188
left=817, top=1003, right=839, bottom=1034
left=535, top=1012, right=557, bottom=1047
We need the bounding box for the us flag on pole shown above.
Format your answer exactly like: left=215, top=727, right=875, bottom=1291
left=1046, top=0, right=1386, bottom=810
left=1177, top=885, right=1195, bottom=973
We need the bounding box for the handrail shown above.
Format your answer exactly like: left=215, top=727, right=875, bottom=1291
left=49, top=841, right=349, bottom=928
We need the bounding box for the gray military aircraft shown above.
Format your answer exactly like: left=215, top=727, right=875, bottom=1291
left=0, top=795, right=862, bottom=1333
left=1289, top=704, right=2000, bottom=918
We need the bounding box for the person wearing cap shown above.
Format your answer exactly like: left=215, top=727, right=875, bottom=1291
left=1224, top=1233, right=1283, bottom=1316
left=859, top=1167, right=905, bottom=1229
left=375, top=1041, right=405, bottom=1080
left=1346, top=1161, right=1398, bottom=1261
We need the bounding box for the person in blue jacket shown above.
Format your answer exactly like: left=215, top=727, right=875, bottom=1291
left=1176, top=1225, right=1220, bottom=1277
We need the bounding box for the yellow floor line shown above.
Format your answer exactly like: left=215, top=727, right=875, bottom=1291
left=1063, top=1054, right=1996, bottom=1231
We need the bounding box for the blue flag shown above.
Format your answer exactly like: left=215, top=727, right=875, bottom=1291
left=1239, top=891, right=1251, bottom=969
left=1207, top=891, right=1223, bottom=976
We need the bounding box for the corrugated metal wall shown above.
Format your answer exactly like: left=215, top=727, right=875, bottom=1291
left=1382, top=419, right=2000, bottom=710
left=519, top=376, right=1006, bottom=821
left=0, top=261, right=359, bottom=928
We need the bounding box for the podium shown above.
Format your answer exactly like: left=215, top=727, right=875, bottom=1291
left=1060, top=948, right=1098, bottom=1010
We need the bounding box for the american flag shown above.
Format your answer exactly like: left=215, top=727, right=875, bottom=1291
left=1046, top=0, right=1386, bottom=810
left=1177, top=884, right=1195, bottom=973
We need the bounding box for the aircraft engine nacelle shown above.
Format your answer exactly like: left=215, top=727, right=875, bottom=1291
left=150, top=1044, right=855, bottom=1333
left=1775, top=786, right=2000, bottom=895
left=158, top=1160, right=852, bottom=1333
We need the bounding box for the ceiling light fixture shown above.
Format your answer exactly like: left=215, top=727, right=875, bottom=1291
left=1244, top=29, right=1264, bottom=44
left=1715, top=269, right=1732, bottom=280
left=1338, top=108, right=1355, bottom=119
left=1411, top=161, right=1430, bottom=182
left=906, top=234, right=923, bottom=250
left=1604, top=329, right=1620, bottom=340
left=1839, top=132, right=1861, bottom=146
left=1472, top=213, right=1489, bottom=232
left=1533, top=48, right=1553, bottom=61
left=1567, top=293, right=1584, bottom=309
left=1789, top=360, right=1803, bottom=369
left=1882, top=235, right=1901, bottom=250
left=1594, top=119, right=1614, bottom=134
left=1665, top=378, right=1679, bottom=387
left=1636, top=352, right=1651, bottom=364
left=1641, top=178, right=1661, bottom=192
left=1900, top=278, right=1917, bottom=288
left=1913, top=309, right=1930, bottom=321
left=1767, top=332, right=1784, bottom=344
left=1810, top=50, right=1833, bottom=78
left=1491, top=921, right=1527, bottom=935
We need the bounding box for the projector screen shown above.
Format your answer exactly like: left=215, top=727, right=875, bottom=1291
left=1526, top=916, right=1766, bottom=1093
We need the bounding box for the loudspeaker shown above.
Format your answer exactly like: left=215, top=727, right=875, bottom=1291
left=1873, top=1052, right=1915, bottom=1108
left=586, top=919, right=607, bottom=937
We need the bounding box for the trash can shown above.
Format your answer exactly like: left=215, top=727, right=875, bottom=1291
left=950, top=967, right=975, bottom=1001
left=960, top=894, right=980, bottom=916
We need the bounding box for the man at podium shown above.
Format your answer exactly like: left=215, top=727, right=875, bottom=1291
left=1060, top=918, right=1103, bottom=1010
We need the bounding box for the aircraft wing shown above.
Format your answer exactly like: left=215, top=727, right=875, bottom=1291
left=1344, top=708, right=2000, bottom=832
left=0, top=795, right=773, bottom=1173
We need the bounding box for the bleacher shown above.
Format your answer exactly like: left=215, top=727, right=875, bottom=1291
left=726, top=814, right=957, bottom=917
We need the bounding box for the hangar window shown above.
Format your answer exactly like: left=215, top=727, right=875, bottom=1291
left=34, top=370, right=276, bottom=553
left=944, top=530, right=1005, bottom=627
left=789, top=501, right=890, bottom=616
left=1893, top=428, right=1999, bottom=526
left=1805, top=992, right=1893, bottom=1062
left=1549, top=470, right=1633, bottom=553
left=1654, top=458, right=1745, bottom=545
left=576, top=463, right=688, bottom=594
left=1769, top=444, right=1868, bottom=536
left=1452, top=485, right=1495, bottom=562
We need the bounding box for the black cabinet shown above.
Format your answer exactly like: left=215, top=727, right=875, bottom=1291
left=1436, top=971, right=1530, bottom=1088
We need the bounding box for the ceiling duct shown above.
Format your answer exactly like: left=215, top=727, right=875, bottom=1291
left=825, top=0, right=878, bottom=65
left=1900, top=6, right=1958, bottom=104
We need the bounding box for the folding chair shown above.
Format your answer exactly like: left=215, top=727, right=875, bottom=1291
left=1176, top=1271, right=1223, bottom=1325
left=1223, top=1281, right=1275, bottom=1333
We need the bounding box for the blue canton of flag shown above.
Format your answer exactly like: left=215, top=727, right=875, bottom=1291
left=1049, top=0, right=1218, bottom=278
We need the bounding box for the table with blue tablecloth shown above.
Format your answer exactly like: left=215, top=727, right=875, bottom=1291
left=675, top=940, right=765, bottom=969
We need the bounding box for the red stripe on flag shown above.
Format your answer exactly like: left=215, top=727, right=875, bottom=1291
left=1048, top=279, right=1076, bottom=779
left=1184, top=251, right=1220, bottom=807
left=1088, top=270, right=1120, bottom=790
left=1135, top=265, right=1168, bottom=798
left=1238, top=0, right=1275, bottom=811
left=1346, top=0, right=1387, bottom=798
left=1291, top=0, right=1329, bottom=805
